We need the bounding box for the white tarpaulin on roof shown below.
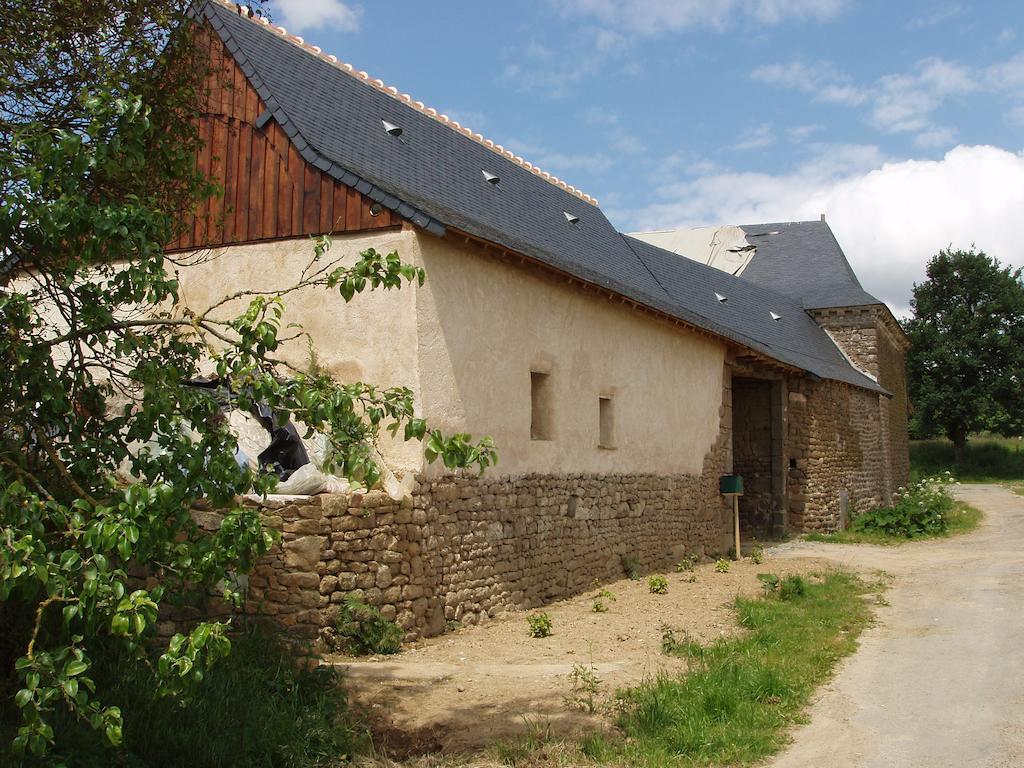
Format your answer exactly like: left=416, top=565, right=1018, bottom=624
left=629, top=226, right=756, bottom=276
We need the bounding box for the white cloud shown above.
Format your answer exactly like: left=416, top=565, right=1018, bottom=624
left=754, top=56, right=985, bottom=145
left=788, top=123, right=823, bottom=140
left=907, top=2, right=965, bottom=29
left=987, top=52, right=1024, bottom=91
left=912, top=126, right=957, bottom=149
left=732, top=122, right=775, bottom=150
left=583, top=109, right=647, bottom=154
left=500, top=28, right=625, bottom=98
left=751, top=61, right=868, bottom=105
left=556, top=0, right=846, bottom=35
left=273, top=0, right=361, bottom=33
left=614, top=145, right=1024, bottom=315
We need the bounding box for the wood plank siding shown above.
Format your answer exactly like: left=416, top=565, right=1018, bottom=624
left=168, top=33, right=399, bottom=252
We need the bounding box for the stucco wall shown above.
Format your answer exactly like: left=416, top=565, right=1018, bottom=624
left=413, top=234, right=727, bottom=476
left=174, top=230, right=728, bottom=478
left=173, top=230, right=426, bottom=472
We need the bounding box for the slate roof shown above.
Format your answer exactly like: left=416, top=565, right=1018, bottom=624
left=200, top=1, right=882, bottom=393
left=737, top=221, right=882, bottom=310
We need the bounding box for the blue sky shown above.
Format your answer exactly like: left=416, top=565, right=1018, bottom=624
left=268, top=0, right=1024, bottom=314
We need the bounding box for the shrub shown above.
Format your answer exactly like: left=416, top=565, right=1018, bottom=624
left=592, top=588, right=616, bottom=613
left=648, top=575, right=669, bottom=594
left=750, top=545, right=765, bottom=564
left=779, top=575, right=808, bottom=601
left=852, top=473, right=956, bottom=538
left=565, top=664, right=603, bottom=713
left=757, top=573, right=781, bottom=595
left=528, top=612, right=553, bottom=638
left=23, top=629, right=368, bottom=767
left=714, top=558, right=731, bottom=573
left=335, top=597, right=404, bottom=655
left=675, top=555, right=699, bottom=572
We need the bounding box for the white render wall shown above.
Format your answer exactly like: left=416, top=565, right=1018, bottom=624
left=175, top=228, right=728, bottom=478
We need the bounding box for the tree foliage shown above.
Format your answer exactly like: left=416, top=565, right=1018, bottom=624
left=905, top=247, right=1024, bottom=457
left=0, top=1, right=495, bottom=758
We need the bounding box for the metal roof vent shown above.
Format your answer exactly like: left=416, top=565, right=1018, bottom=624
left=482, top=170, right=500, bottom=185
left=770, top=311, right=782, bottom=321
left=715, top=292, right=727, bottom=303
left=564, top=212, right=580, bottom=225
left=381, top=120, right=403, bottom=137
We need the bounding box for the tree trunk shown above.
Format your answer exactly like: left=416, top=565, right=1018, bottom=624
left=951, top=428, right=968, bottom=466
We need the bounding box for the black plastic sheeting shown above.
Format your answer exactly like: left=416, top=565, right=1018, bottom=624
left=185, top=378, right=309, bottom=480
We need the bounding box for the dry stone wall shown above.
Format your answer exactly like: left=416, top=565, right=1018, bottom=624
left=810, top=305, right=911, bottom=496
left=785, top=377, right=890, bottom=531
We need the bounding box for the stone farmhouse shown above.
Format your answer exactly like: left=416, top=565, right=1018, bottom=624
left=172, top=1, right=910, bottom=638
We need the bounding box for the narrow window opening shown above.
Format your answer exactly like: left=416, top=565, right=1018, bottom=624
left=530, top=371, right=553, bottom=441
left=599, top=396, right=615, bottom=448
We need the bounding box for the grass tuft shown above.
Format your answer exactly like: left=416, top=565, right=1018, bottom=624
left=605, top=571, right=873, bottom=767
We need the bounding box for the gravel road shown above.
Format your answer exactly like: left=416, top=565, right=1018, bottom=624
left=768, top=484, right=1024, bottom=768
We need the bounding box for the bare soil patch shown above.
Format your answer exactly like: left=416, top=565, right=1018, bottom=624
left=325, top=554, right=833, bottom=757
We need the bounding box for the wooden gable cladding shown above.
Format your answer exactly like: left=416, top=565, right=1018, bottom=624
left=167, top=33, right=399, bottom=252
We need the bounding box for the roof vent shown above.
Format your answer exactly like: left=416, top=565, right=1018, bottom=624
left=564, top=212, right=580, bottom=225
left=254, top=109, right=273, bottom=130
left=770, top=311, right=782, bottom=321
left=482, top=170, right=500, bottom=185
left=715, top=292, right=727, bottom=303
left=381, top=119, right=403, bottom=137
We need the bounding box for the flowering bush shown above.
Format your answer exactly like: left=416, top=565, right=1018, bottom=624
left=851, top=473, right=958, bottom=538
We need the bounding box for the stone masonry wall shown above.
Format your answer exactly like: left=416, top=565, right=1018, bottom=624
left=193, top=372, right=735, bottom=643
left=732, top=379, right=775, bottom=537
left=811, top=305, right=911, bottom=499
left=785, top=377, right=889, bottom=531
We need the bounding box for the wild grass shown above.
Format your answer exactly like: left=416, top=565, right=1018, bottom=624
left=18, top=627, right=368, bottom=768
left=490, top=571, right=874, bottom=768
left=911, top=437, right=1024, bottom=483
left=804, top=501, right=982, bottom=546
left=593, top=571, right=872, bottom=767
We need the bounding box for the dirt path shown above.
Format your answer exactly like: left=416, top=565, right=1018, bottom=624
left=327, top=555, right=832, bottom=755
left=767, top=484, right=1024, bottom=768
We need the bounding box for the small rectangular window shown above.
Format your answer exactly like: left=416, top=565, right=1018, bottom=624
left=531, top=371, right=553, bottom=440
left=599, top=395, right=615, bottom=448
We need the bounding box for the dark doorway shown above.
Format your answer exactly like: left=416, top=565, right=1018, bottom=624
left=732, top=377, right=786, bottom=539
